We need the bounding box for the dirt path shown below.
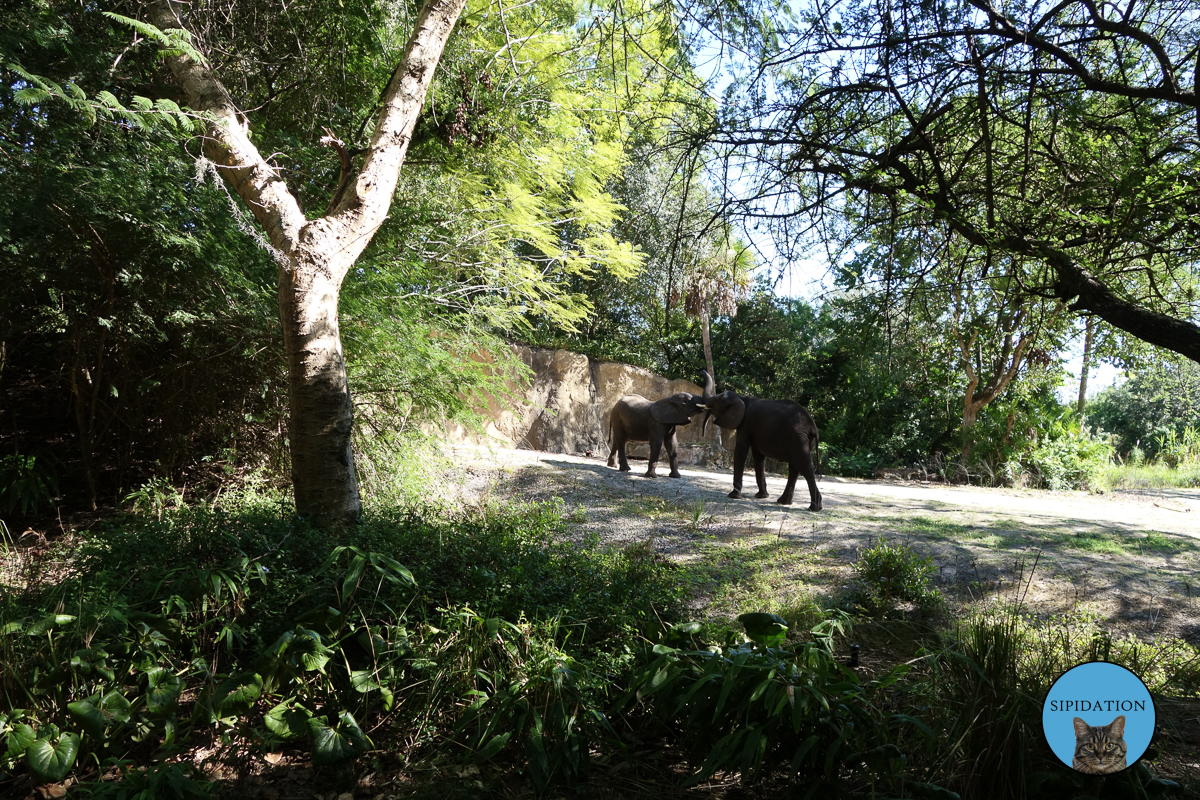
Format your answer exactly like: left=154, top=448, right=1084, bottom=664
left=442, top=443, right=1200, bottom=643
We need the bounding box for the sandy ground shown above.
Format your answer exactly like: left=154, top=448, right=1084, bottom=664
left=442, top=443, right=1200, bottom=643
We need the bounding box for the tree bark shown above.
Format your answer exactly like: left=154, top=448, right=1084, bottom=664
left=700, top=309, right=721, bottom=446
left=146, top=0, right=468, bottom=527
left=955, top=320, right=1030, bottom=459
left=1077, top=317, right=1095, bottom=414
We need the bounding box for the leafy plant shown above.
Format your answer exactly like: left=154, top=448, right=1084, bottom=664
left=1024, top=428, right=1114, bottom=491
left=848, top=538, right=943, bottom=619
left=0, top=454, right=59, bottom=516
left=624, top=612, right=921, bottom=793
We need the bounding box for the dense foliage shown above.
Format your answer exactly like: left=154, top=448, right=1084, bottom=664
left=1088, top=359, right=1200, bottom=460
left=0, top=496, right=683, bottom=792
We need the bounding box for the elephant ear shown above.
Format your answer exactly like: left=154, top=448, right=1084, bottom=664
left=650, top=397, right=692, bottom=425
left=706, top=391, right=745, bottom=430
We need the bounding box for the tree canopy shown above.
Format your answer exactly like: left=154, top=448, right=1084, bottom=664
left=688, top=0, right=1200, bottom=364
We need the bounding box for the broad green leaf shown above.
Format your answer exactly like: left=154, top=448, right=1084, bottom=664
left=737, top=612, right=788, bottom=645
left=5, top=723, right=37, bottom=759
left=294, top=606, right=341, bottom=635
left=26, top=732, right=80, bottom=782
left=145, top=668, right=185, bottom=715
left=214, top=671, right=262, bottom=716
left=308, top=711, right=370, bottom=766
left=67, top=692, right=129, bottom=738
left=264, top=699, right=312, bottom=740
left=350, top=670, right=379, bottom=693
left=25, top=613, right=76, bottom=636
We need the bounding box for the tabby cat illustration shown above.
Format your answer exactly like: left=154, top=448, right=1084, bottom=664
left=1072, top=715, right=1128, bottom=774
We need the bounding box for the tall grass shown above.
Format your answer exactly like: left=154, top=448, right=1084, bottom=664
left=907, top=558, right=1199, bottom=799
left=1094, top=462, right=1200, bottom=492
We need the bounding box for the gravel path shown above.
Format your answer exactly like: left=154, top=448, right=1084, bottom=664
left=441, top=443, right=1200, bottom=641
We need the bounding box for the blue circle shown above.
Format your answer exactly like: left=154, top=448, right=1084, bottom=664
left=1042, top=662, right=1155, bottom=771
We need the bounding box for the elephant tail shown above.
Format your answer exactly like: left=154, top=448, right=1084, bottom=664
left=813, top=431, right=822, bottom=476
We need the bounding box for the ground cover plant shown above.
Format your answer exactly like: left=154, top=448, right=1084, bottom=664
left=8, top=456, right=1200, bottom=799
left=0, top=492, right=688, bottom=796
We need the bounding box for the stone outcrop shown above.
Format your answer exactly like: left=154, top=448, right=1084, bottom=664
left=441, top=345, right=728, bottom=466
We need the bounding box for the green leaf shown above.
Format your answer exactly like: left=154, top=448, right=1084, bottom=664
left=264, top=699, right=312, bottom=740
left=5, top=723, right=37, bottom=759
left=349, top=669, right=380, bottom=694
left=737, top=612, right=788, bottom=645
left=214, top=671, right=262, bottom=716
left=25, top=613, right=76, bottom=636
left=13, top=87, right=50, bottom=106
left=145, top=668, right=185, bottom=715
left=308, top=711, right=370, bottom=766
left=294, top=606, right=341, bottom=635
left=342, top=552, right=368, bottom=600
left=367, top=553, right=417, bottom=589
left=474, top=731, right=511, bottom=760
left=25, top=732, right=80, bottom=782
left=67, top=691, right=130, bottom=738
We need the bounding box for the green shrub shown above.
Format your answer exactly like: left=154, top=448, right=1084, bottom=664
left=848, top=537, right=943, bottom=619
left=623, top=612, right=934, bottom=794
left=1025, top=431, right=1113, bottom=490
left=911, top=598, right=1197, bottom=799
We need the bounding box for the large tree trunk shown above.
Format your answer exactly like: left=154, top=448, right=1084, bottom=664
left=279, top=253, right=361, bottom=523
left=147, top=0, right=468, bottom=527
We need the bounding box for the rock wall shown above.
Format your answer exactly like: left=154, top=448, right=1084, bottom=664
left=442, top=345, right=728, bottom=465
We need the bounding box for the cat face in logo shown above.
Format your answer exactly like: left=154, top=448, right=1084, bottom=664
left=1072, top=715, right=1128, bottom=774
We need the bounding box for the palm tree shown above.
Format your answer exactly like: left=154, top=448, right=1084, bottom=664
left=675, top=242, right=753, bottom=445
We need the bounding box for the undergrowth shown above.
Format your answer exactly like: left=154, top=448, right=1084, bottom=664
left=3, top=496, right=1198, bottom=799
left=0, top=496, right=682, bottom=796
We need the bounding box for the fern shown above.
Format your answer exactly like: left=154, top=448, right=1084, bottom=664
left=101, top=13, right=208, bottom=65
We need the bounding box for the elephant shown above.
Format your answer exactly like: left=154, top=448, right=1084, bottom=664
left=700, top=371, right=822, bottom=511
left=606, top=392, right=707, bottom=478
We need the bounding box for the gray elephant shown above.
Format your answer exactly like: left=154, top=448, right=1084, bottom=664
left=701, top=371, right=822, bottom=510
left=606, top=392, right=707, bottom=477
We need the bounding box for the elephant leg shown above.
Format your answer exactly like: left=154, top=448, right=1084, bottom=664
left=729, top=436, right=751, bottom=498
left=607, top=436, right=619, bottom=468
left=799, top=449, right=822, bottom=511
left=752, top=448, right=770, bottom=498
left=644, top=432, right=662, bottom=478
left=614, top=434, right=632, bottom=472
left=778, top=462, right=798, bottom=505
left=665, top=427, right=682, bottom=477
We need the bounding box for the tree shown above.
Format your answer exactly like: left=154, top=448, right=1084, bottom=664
left=1087, top=358, right=1200, bottom=458
left=690, top=0, right=1200, bottom=366
left=6, top=0, right=674, bottom=524
left=0, top=6, right=287, bottom=508
left=680, top=243, right=754, bottom=389
left=128, top=0, right=470, bottom=527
